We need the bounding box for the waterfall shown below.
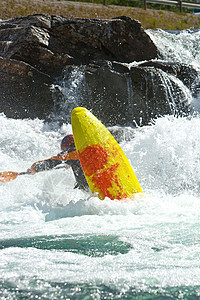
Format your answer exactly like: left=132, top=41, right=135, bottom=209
left=147, top=28, right=200, bottom=68
left=125, top=73, right=139, bottom=126
left=50, top=67, right=86, bottom=124
left=152, top=68, right=193, bottom=114
left=124, top=65, right=193, bottom=127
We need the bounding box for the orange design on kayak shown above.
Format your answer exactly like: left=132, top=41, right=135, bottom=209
left=79, top=144, right=127, bottom=200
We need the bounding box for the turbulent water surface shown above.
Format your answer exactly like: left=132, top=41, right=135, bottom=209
left=1, top=29, right=200, bottom=299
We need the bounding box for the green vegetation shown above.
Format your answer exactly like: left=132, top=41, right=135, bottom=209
left=1, top=0, right=200, bottom=30
left=68, top=0, right=194, bottom=13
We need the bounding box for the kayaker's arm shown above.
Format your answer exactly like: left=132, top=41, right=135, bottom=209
left=27, top=150, right=79, bottom=174
left=27, top=159, right=63, bottom=174
left=0, top=151, right=79, bottom=183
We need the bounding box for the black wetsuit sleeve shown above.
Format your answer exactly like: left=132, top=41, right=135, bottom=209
left=32, top=159, right=63, bottom=173
left=31, top=149, right=89, bottom=191
left=31, top=150, right=74, bottom=173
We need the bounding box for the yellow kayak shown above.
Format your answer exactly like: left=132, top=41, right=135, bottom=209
left=71, top=107, right=143, bottom=200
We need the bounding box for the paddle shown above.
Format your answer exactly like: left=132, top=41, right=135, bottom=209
left=0, top=171, right=27, bottom=183
left=0, top=151, right=79, bottom=183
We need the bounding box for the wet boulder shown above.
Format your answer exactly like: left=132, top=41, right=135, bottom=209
left=0, top=57, right=53, bottom=119
left=0, top=14, right=158, bottom=76
left=78, top=60, right=196, bottom=126
left=0, top=14, right=198, bottom=126
left=0, top=14, right=159, bottom=122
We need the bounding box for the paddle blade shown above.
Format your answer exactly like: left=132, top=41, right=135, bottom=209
left=0, top=171, right=19, bottom=183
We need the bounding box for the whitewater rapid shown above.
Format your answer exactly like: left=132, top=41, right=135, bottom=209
left=1, top=111, right=200, bottom=297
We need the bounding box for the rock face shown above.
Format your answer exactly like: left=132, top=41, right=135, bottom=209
left=0, top=14, right=198, bottom=125
left=0, top=57, right=53, bottom=119
left=0, top=15, right=157, bottom=76
left=65, top=61, right=197, bottom=126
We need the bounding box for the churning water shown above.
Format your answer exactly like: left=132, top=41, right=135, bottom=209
left=1, top=29, right=200, bottom=299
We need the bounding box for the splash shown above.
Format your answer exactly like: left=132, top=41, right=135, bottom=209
left=147, top=28, right=200, bottom=69
left=50, top=67, right=86, bottom=123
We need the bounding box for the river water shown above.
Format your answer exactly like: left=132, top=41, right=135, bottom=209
left=1, top=29, right=200, bottom=299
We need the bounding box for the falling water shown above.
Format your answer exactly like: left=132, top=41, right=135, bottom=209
left=50, top=67, right=86, bottom=124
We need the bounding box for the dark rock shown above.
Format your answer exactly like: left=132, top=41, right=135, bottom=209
left=0, top=14, right=158, bottom=77
left=0, top=14, right=159, bottom=122
left=79, top=61, right=194, bottom=126
left=49, top=16, right=158, bottom=67
left=0, top=14, right=198, bottom=126
left=0, top=57, right=53, bottom=119
left=139, top=60, right=198, bottom=89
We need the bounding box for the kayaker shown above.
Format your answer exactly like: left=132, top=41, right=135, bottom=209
left=27, top=134, right=89, bottom=191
